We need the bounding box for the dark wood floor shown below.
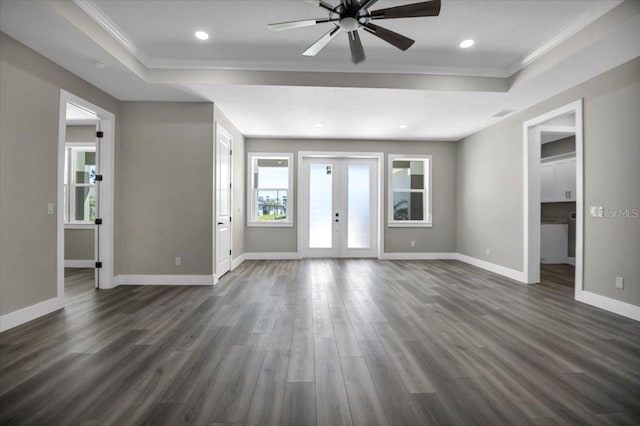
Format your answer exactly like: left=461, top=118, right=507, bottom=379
left=1, top=260, right=639, bottom=425
left=541, top=263, right=576, bottom=288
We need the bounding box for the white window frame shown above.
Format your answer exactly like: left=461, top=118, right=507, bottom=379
left=247, top=152, right=294, bottom=227
left=388, top=154, right=432, bottom=227
left=65, top=143, right=97, bottom=225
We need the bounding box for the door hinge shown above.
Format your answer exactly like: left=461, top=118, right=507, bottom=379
left=229, top=217, right=232, bottom=222
left=229, top=250, right=232, bottom=255
left=94, top=218, right=103, bottom=225
left=95, top=261, right=102, bottom=268
left=230, top=149, right=232, bottom=155
left=94, top=174, right=103, bottom=181
left=229, top=182, right=232, bottom=189
left=96, top=131, right=104, bottom=138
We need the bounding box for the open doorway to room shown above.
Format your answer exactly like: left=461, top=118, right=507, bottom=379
left=523, top=100, right=583, bottom=297
left=57, top=91, right=115, bottom=303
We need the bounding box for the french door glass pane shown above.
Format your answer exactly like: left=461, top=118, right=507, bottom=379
left=348, top=164, right=370, bottom=248
left=393, top=191, right=423, bottom=221
left=74, top=185, right=96, bottom=222
left=309, top=164, right=333, bottom=248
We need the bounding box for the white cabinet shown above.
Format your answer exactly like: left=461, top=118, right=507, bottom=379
left=541, top=162, right=555, bottom=202
left=541, top=155, right=576, bottom=202
left=541, top=224, right=569, bottom=264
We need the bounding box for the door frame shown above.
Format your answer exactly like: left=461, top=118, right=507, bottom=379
left=213, top=122, right=233, bottom=282
left=57, top=90, right=115, bottom=296
left=297, top=151, right=384, bottom=259
left=522, top=99, right=583, bottom=297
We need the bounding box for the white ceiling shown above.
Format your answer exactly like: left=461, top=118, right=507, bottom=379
left=1, top=0, right=639, bottom=140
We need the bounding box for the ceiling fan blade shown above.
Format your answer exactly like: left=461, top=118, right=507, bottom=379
left=303, top=27, right=341, bottom=56
left=348, top=30, right=365, bottom=64
left=305, top=0, right=337, bottom=13
left=267, top=18, right=335, bottom=32
left=358, top=0, right=379, bottom=11
left=362, top=23, right=415, bottom=51
left=369, top=0, right=441, bottom=19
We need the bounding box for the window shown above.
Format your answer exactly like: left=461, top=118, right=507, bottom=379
left=64, top=144, right=97, bottom=224
left=247, top=153, right=293, bottom=227
left=388, top=154, right=432, bottom=227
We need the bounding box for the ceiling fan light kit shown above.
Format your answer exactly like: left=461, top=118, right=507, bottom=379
left=267, top=0, right=441, bottom=64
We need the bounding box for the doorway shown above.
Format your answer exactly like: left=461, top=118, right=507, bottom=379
left=58, top=90, right=115, bottom=300
left=523, top=100, right=583, bottom=297
left=300, top=154, right=381, bottom=258
left=215, top=123, right=233, bottom=279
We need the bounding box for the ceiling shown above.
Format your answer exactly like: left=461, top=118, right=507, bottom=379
left=1, top=0, right=639, bottom=140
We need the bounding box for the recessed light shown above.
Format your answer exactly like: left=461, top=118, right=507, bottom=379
left=314, top=123, right=323, bottom=128
left=195, top=31, right=209, bottom=41
left=460, top=39, right=474, bottom=49
left=398, top=124, right=408, bottom=129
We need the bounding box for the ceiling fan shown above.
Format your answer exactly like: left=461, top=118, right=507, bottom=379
left=267, top=0, right=441, bottom=64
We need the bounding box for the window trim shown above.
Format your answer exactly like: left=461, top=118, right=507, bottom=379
left=388, top=154, right=432, bottom=227
left=247, top=152, right=294, bottom=227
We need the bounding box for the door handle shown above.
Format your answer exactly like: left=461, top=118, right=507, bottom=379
left=218, top=222, right=224, bottom=225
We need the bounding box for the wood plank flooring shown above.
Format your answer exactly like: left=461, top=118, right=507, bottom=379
left=1, top=260, right=639, bottom=425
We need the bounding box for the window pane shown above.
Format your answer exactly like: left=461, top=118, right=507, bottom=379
left=392, top=160, right=424, bottom=190
left=393, top=191, right=423, bottom=221
left=309, top=164, right=333, bottom=248
left=74, top=186, right=96, bottom=222
left=73, top=150, right=96, bottom=184
left=348, top=164, right=370, bottom=249
left=257, top=190, right=288, bottom=221
left=256, top=158, right=288, bottom=189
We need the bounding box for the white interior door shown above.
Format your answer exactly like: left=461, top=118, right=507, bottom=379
left=215, top=125, right=232, bottom=277
left=302, top=157, right=378, bottom=258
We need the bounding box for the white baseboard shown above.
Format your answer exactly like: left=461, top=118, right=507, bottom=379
left=65, top=259, right=94, bottom=268
left=231, top=254, right=246, bottom=270
left=455, top=254, right=527, bottom=283
left=244, top=252, right=302, bottom=260
left=0, top=297, right=64, bottom=332
left=576, top=289, right=640, bottom=322
left=380, top=252, right=457, bottom=260
left=112, top=275, right=214, bottom=286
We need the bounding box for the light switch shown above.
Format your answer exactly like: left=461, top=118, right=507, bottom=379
left=47, top=202, right=55, bottom=215
left=615, top=276, right=624, bottom=289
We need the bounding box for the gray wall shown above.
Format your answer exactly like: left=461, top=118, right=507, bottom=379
left=0, top=33, right=120, bottom=316
left=66, top=125, right=96, bottom=143
left=64, top=229, right=95, bottom=260
left=116, top=102, right=214, bottom=275
left=214, top=105, right=246, bottom=260
left=541, top=136, right=576, bottom=158
left=245, top=139, right=457, bottom=254
left=457, top=57, right=640, bottom=306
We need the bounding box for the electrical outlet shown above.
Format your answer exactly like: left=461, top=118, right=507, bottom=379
left=486, top=247, right=491, bottom=256
left=175, top=257, right=182, bottom=266
left=615, top=276, right=624, bottom=289
left=410, top=241, right=416, bottom=248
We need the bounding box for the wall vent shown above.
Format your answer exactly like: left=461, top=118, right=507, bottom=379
left=492, top=109, right=515, bottom=118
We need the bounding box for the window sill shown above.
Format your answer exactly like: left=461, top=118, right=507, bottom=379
left=388, top=222, right=433, bottom=228
left=64, top=223, right=96, bottom=230
left=247, top=222, right=294, bottom=228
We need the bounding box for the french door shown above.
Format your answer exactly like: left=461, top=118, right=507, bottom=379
left=301, top=157, right=378, bottom=257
